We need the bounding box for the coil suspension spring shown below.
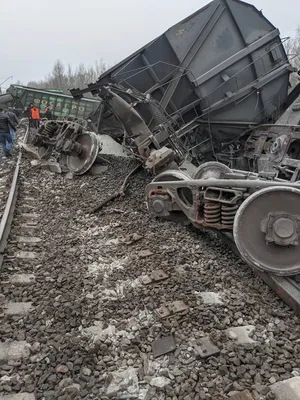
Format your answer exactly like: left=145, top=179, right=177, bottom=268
left=43, top=121, right=58, bottom=137
left=203, top=202, right=221, bottom=224
left=221, top=204, right=239, bottom=227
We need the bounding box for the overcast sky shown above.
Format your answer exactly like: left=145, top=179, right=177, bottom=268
left=0, top=0, right=299, bottom=88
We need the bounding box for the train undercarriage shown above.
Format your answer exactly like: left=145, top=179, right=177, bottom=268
left=30, top=84, right=300, bottom=278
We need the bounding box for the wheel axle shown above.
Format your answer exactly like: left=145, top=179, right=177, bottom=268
left=261, top=213, right=300, bottom=247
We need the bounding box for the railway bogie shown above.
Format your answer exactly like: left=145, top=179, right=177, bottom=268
left=146, top=165, right=300, bottom=276
left=31, top=118, right=101, bottom=175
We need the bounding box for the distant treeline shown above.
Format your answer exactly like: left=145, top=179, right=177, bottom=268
left=26, top=59, right=109, bottom=98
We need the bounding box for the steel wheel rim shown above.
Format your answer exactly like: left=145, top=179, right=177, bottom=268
left=233, top=187, right=300, bottom=276
left=66, top=131, right=99, bottom=175
left=153, top=170, right=193, bottom=207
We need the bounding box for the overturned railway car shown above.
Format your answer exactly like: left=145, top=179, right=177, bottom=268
left=68, top=0, right=300, bottom=280
left=72, top=0, right=297, bottom=166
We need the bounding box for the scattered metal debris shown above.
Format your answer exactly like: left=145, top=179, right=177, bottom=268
left=226, top=326, right=256, bottom=345
left=137, top=249, right=154, bottom=259
left=139, top=270, right=169, bottom=285
left=155, top=300, right=189, bottom=318
left=152, top=335, right=176, bottom=358
left=191, top=336, right=220, bottom=359
left=91, top=164, right=141, bottom=213
left=123, top=233, right=144, bottom=245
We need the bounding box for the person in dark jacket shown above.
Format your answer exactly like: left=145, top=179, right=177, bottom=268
left=44, top=106, right=52, bottom=120
left=0, top=107, right=16, bottom=157
left=6, top=107, right=19, bottom=142
left=7, top=107, right=19, bottom=125
left=26, top=103, right=33, bottom=127
left=13, top=107, right=20, bottom=118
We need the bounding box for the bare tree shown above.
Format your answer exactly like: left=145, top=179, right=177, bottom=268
left=27, top=58, right=109, bottom=94
left=284, top=28, right=300, bottom=87
left=49, top=60, right=66, bottom=90
left=95, top=58, right=107, bottom=76
left=66, top=64, right=75, bottom=89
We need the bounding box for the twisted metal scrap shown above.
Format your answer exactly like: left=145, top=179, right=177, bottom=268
left=91, top=164, right=141, bottom=213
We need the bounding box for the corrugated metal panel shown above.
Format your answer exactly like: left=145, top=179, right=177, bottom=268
left=94, top=0, right=292, bottom=136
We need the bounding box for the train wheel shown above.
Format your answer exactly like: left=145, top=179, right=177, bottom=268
left=193, top=161, right=232, bottom=179
left=66, top=131, right=99, bottom=176
left=153, top=170, right=193, bottom=206
left=152, top=170, right=191, bottom=182
left=233, top=187, right=300, bottom=276
left=149, top=170, right=193, bottom=221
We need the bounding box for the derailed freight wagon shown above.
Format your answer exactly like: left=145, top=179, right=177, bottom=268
left=72, top=0, right=298, bottom=168
left=67, top=0, right=300, bottom=280
left=26, top=0, right=300, bottom=312
left=2, top=85, right=100, bottom=120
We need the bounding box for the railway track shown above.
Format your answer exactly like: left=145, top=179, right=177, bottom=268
left=0, top=153, right=21, bottom=271
left=0, top=123, right=31, bottom=270
left=0, top=140, right=300, bottom=399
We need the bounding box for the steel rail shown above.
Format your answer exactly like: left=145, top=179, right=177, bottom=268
left=0, top=153, right=21, bottom=268
left=22, top=123, right=30, bottom=144
left=0, top=124, right=28, bottom=269
left=217, top=231, right=300, bottom=317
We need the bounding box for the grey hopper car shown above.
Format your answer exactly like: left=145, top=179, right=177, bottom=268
left=73, top=0, right=295, bottom=165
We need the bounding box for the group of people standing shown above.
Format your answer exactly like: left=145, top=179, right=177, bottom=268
left=27, top=103, right=52, bottom=128
left=0, top=107, right=19, bottom=158
left=0, top=103, right=53, bottom=158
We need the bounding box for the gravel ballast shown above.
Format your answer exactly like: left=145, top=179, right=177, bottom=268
left=0, top=155, right=300, bottom=399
